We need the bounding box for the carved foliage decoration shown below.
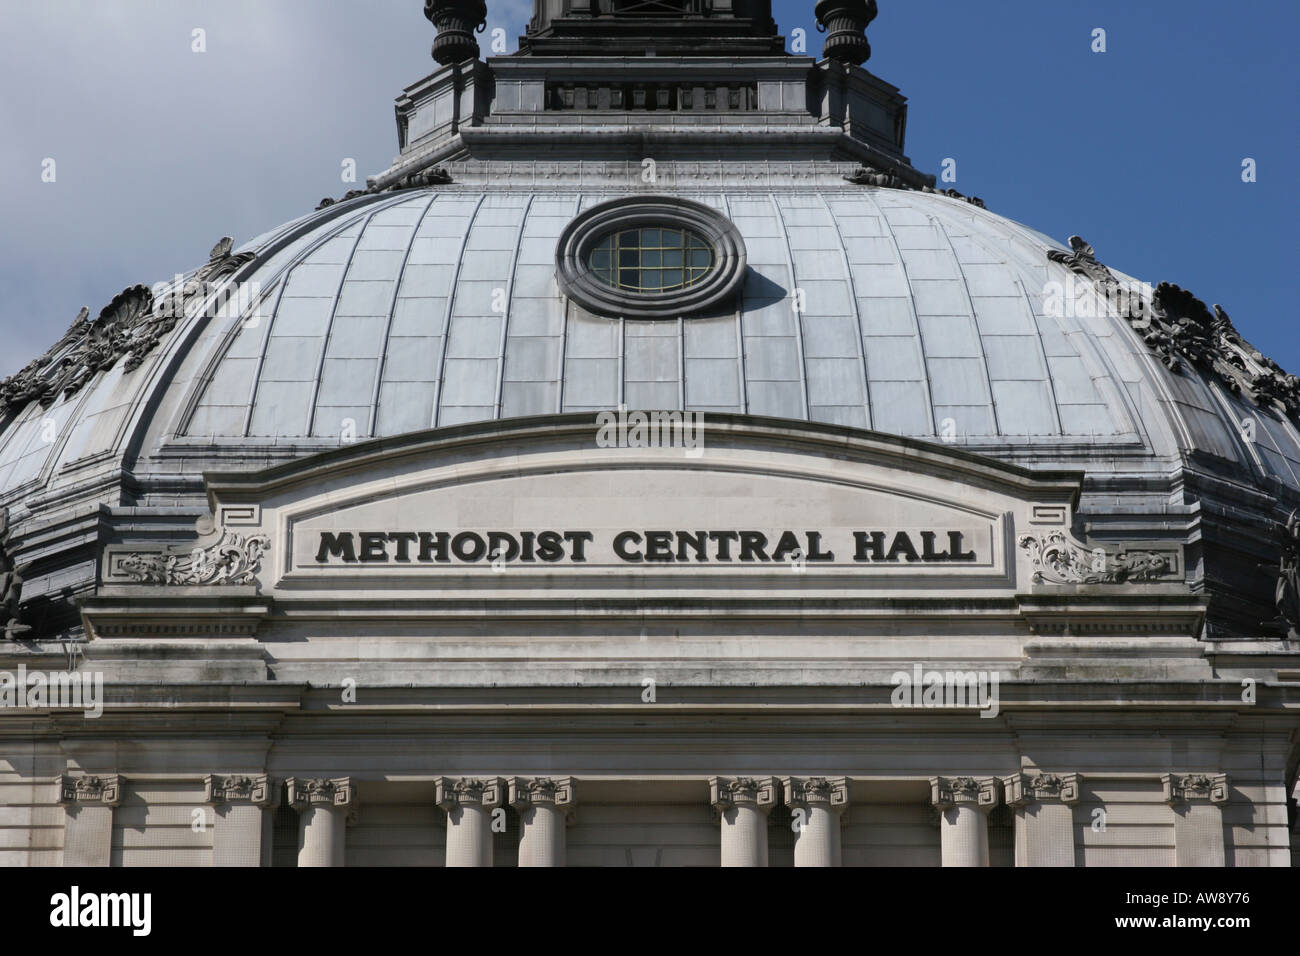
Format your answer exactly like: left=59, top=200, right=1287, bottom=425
left=118, top=529, right=270, bottom=587
left=1162, top=772, right=1229, bottom=806
left=0, top=238, right=255, bottom=416
left=1047, top=236, right=1299, bottom=422
left=781, top=775, right=850, bottom=809
left=436, top=776, right=505, bottom=810
left=205, top=774, right=276, bottom=807
left=930, top=775, right=999, bottom=811
left=0, top=509, right=31, bottom=640
left=286, top=776, right=354, bottom=810
left=59, top=774, right=122, bottom=807
left=1264, top=511, right=1300, bottom=639
left=316, top=165, right=453, bottom=211
left=1018, top=530, right=1173, bottom=585
left=843, top=165, right=985, bottom=208
left=1004, top=772, right=1081, bottom=808
left=709, top=775, right=778, bottom=811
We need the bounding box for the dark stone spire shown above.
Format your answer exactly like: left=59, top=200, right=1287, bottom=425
left=520, top=0, right=784, bottom=57
left=425, top=0, right=488, bottom=65
left=815, top=0, right=877, bottom=65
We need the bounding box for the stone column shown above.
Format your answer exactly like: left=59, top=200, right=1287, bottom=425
left=710, top=776, right=778, bottom=867
left=1004, top=772, right=1081, bottom=867
left=205, top=774, right=277, bottom=867
left=1163, top=773, right=1229, bottom=867
left=930, top=776, right=999, bottom=867
left=782, top=776, right=850, bottom=867
left=437, top=777, right=505, bottom=867
left=509, top=777, right=575, bottom=867
left=59, top=774, right=121, bottom=867
left=287, top=777, right=355, bottom=868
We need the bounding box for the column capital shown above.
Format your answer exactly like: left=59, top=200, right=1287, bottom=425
left=205, top=774, right=278, bottom=808
left=437, top=776, right=505, bottom=812
left=509, top=777, right=575, bottom=820
left=710, top=776, right=779, bottom=815
left=286, top=777, right=355, bottom=811
left=930, top=776, right=1000, bottom=813
left=1003, top=772, right=1081, bottom=808
left=1162, top=773, right=1229, bottom=806
left=781, top=776, right=850, bottom=812
left=58, top=774, right=121, bottom=808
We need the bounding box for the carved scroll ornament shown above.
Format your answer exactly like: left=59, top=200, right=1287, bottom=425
left=1047, top=236, right=1298, bottom=423
left=1018, top=530, right=1173, bottom=586
left=118, top=528, right=270, bottom=587
left=0, top=238, right=255, bottom=416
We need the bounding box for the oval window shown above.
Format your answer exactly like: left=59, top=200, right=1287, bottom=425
left=588, top=227, right=715, bottom=294
left=556, top=196, right=747, bottom=319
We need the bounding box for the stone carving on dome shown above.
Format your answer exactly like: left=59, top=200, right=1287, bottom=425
left=118, top=527, right=270, bottom=588
left=1047, top=236, right=1299, bottom=422
left=843, top=165, right=985, bottom=208
left=0, top=509, right=31, bottom=640
left=1018, top=530, right=1173, bottom=586
left=0, top=238, right=255, bottom=416
left=316, top=165, right=453, bottom=212
left=1263, top=511, right=1300, bottom=639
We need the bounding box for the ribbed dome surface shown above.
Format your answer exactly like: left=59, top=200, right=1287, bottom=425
left=2, top=184, right=1298, bottom=502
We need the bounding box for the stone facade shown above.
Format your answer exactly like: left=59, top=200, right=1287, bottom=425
left=0, top=0, right=1295, bottom=866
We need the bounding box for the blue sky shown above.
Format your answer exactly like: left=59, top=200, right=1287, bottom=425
left=0, top=0, right=1294, bottom=376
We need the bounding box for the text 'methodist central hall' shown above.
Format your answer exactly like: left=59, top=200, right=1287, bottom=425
left=1, top=0, right=1297, bottom=867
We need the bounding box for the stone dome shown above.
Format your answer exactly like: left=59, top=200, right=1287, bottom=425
left=1, top=0, right=1296, bottom=644
left=1, top=178, right=1296, bottom=505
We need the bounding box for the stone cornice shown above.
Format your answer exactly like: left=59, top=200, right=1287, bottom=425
left=1162, top=772, right=1229, bottom=806
left=436, top=776, right=505, bottom=811
left=286, top=776, right=354, bottom=811
left=1003, top=772, right=1081, bottom=807
left=781, top=775, right=849, bottom=811
left=930, top=776, right=999, bottom=812
left=205, top=773, right=276, bottom=807
left=58, top=774, right=121, bottom=807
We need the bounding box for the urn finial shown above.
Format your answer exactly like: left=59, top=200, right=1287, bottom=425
left=424, top=0, right=489, bottom=65
left=815, top=0, right=879, bottom=66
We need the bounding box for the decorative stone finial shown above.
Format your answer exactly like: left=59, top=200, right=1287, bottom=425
left=815, top=0, right=878, bottom=65
left=424, top=0, right=488, bottom=65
